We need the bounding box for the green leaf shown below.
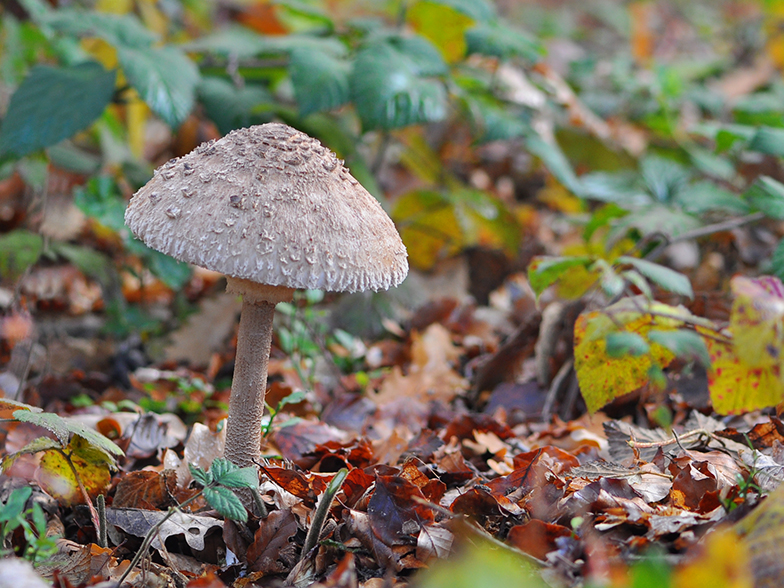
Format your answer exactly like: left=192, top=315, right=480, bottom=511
left=350, top=37, right=447, bottom=130
left=0, top=62, right=116, bottom=157
left=42, top=9, right=157, bottom=48
left=0, top=229, right=43, bottom=277
left=605, top=332, right=650, bottom=358
left=188, top=463, right=213, bottom=487
left=278, top=390, right=308, bottom=410
left=74, top=176, right=128, bottom=232
left=197, top=78, right=269, bottom=135
left=203, top=486, right=247, bottom=522
left=675, top=181, right=750, bottom=215
left=208, top=458, right=233, bottom=482
left=525, top=132, right=584, bottom=196
left=51, top=242, right=113, bottom=283
left=772, top=238, right=784, bottom=283
left=640, top=156, right=690, bottom=204
left=748, top=126, right=784, bottom=157
left=617, top=256, right=693, bottom=299
left=527, top=256, right=592, bottom=297
left=423, top=0, right=496, bottom=22
left=648, top=329, right=710, bottom=366
left=744, top=176, right=784, bottom=220
left=216, top=467, right=259, bottom=490
left=594, top=259, right=625, bottom=298
left=0, top=487, right=32, bottom=523
left=144, top=248, right=192, bottom=290
left=465, top=21, right=543, bottom=61
left=12, top=410, right=123, bottom=458
left=118, top=45, right=199, bottom=128
left=14, top=436, right=63, bottom=456
left=290, top=48, right=350, bottom=117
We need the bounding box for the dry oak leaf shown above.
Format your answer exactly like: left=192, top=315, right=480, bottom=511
left=106, top=507, right=223, bottom=551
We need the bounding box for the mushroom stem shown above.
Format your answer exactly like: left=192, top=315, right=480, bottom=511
left=224, top=298, right=276, bottom=469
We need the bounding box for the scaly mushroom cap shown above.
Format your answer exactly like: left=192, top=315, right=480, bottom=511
left=125, top=123, right=408, bottom=293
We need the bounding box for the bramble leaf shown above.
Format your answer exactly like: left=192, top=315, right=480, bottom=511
left=203, top=486, right=247, bottom=522
left=0, top=62, right=116, bottom=157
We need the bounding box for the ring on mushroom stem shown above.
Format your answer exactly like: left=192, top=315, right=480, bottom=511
left=125, top=122, right=408, bottom=477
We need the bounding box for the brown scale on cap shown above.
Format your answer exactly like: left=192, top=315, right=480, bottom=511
left=125, top=123, right=408, bottom=479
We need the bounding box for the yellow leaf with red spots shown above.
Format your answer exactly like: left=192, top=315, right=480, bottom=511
left=703, top=332, right=784, bottom=415
left=574, top=298, right=689, bottom=412
left=729, top=276, right=784, bottom=370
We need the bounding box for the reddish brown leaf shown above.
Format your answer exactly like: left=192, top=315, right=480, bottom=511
left=507, top=520, right=572, bottom=561
left=186, top=571, right=227, bottom=587
left=341, top=468, right=376, bottom=510
left=246, top=509, right=299, bottom=573
left=670, top=461, right=719, bottom=511
left=435, top=451, right=475, bottom=486
left=113, top=470, right=176, bottom=510
left=368, top=475, right=435, bottom=546
left=449, top=487, right=502, bottom=524
left=715, top=418, right=784, bottom=449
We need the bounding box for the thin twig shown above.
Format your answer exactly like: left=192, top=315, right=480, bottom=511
left=626, top=428, right=715, bottom=449
left=645, top=212, right=766, bottom=262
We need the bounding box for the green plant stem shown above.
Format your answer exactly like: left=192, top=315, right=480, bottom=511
left=300, top=468, right=348, bottom=560
left=97, top=494, right=107, bottom=549
left=115, top=490, right=204, bottom=587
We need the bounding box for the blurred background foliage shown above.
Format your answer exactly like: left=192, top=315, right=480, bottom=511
left=2, top=0, right=784, bottom=339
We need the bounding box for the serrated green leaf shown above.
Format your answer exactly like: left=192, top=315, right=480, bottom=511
left=527, top=256, right=592, bottom=297
left=12, top=410, right=123, bottom=457
left=0, top=62, right=116, bottom=157
left=189, top=463, right=213, bottom=487
left=0, top=229, right=43, bottom=277
left=605, top=332, right=650, bottom=358
left=208, top=458, right=234, bottom=481
left=118, top=45, right=199, bottom=128
left=744, top=176, right=784, bottom=220
left=350, top=37, right=447, bottom=131
left=216, top=467, right=259, bottom=489
left=10, top=437, right=62, bottom=460
left=465, top=21, right=543, bottom=61
left=42, top=9, right=157, bottom=48
left=203, top=486, right=247, bottom=522
left=648, top=329, right=710, bottom=366
left=198, top=77, right=269, bottom=135
left=617, top=256, right=693, bottom=299
left=290, top=48, right=350, bottom=117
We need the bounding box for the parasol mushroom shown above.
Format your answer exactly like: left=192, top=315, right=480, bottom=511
left=125, top=123, right=408, bottom=469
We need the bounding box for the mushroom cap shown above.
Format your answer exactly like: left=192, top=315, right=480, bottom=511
left=125, top=123, right=408, bottom=293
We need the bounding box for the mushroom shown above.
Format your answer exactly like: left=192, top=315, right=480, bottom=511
left=125, top=123, right=408, bottom=469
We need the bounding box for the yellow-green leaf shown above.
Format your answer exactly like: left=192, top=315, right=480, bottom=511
left=408, top=1, right=474, bottom=63
left=574, top=298, right=689, bottom=412
left=37, top=444, right=112, bottom=505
